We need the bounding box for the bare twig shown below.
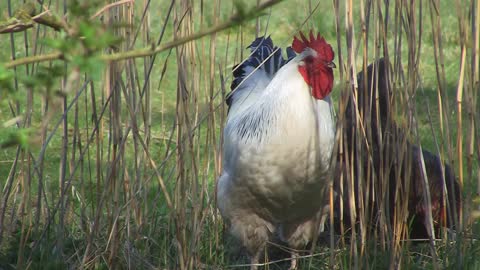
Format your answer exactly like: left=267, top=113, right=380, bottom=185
left=4, top=0, right=285, bottom=69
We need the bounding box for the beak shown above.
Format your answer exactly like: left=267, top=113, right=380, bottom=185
left=327, top=62, right=336, bottom=68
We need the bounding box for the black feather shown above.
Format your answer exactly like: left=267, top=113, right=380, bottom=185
left=227, top=36, right=296, bottom=110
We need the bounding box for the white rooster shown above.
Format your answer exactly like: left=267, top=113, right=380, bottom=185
left=217, top=32, right=336, bottom=269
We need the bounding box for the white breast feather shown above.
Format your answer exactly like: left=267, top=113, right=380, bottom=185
left=218, top=58, right=335, bottom=225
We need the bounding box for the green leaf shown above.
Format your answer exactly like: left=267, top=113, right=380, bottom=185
left=0, top=64, right=14, bottom=95
left=79, top=21, right=98, bottom=49
left=19, top=65, right=65, bottom=95
left=41, top=31, right=76, bottom=53
left=0, top=128, right=33, bottom=149
left=71, top=54, right=104, bottom=81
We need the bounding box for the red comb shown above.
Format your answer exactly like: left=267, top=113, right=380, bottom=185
left=292, top=30, right=334, bottom=62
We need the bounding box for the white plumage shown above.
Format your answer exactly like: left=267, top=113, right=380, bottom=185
left=217, top=33, right=336, bottom=269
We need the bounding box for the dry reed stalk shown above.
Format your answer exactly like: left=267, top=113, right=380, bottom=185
left=474, top=0, right=480, bottom=208
left=0, top=0, right=21, bottom=242
left=344, top=0, right=361, bottom=269
left=332, top=7, right=345, bottom=267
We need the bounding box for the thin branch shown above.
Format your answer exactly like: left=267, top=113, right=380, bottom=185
left=4, top=0, right=285, bottom=69
left=90, top=0, right=135, bottom=19
left=5, top=52, right=63, bottom=68
left=0, top=3, right=63, bottom=33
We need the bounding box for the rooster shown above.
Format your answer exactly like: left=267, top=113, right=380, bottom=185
left=334, top=58, right=461, bottom=240
left=217, top=32, right=336, bottom=269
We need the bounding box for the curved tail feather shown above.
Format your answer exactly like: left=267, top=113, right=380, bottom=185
left=227, top=36, right=296, bottom=110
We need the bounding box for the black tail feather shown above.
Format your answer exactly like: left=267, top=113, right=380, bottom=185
left=227, top=36, right=296, bottom=108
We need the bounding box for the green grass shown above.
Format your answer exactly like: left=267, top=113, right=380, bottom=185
left=0, top=0, right=478, bottom=269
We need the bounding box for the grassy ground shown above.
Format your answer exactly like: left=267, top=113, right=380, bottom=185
left=0, top=0, right=478, bottom=269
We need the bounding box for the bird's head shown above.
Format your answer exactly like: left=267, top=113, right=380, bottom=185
left=292, top=31, right=335, bottom=100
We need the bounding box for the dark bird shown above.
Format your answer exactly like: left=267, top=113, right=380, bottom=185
left=334, top=58, right=461, bottom=240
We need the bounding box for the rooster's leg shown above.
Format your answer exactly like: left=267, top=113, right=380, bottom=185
left=250, top=251, right=260, bottom=270
left=289, top=252, right=299, bottom=270
left=318, top=203, right=330, bottom=233
left=229, top=214, right=272, bottom=270
left=281, top=207, right=329, bottom=270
